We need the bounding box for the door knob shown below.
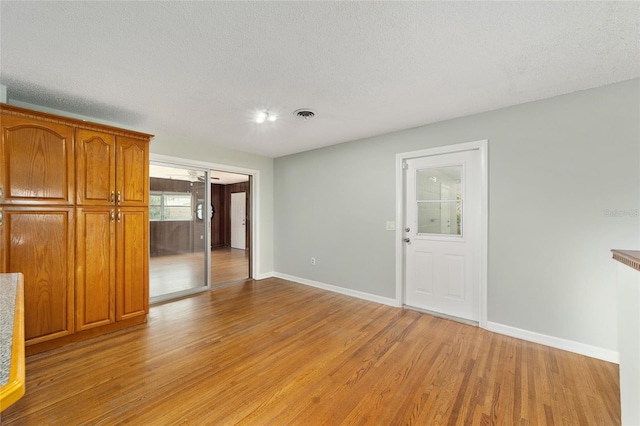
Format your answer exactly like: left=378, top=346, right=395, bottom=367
left=403, top=238, right=410, bottom=243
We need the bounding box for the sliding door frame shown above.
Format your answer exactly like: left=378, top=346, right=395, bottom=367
left=149, top=153, right=260, bottom=300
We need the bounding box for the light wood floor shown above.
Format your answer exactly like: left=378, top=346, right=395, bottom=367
left=2, top=278, right=620, bottom=425
left=149, top=247, right=249, bottom=298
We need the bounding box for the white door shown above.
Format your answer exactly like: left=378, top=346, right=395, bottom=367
left=404, top=149, right=480, bottom=321
left=231, top=192, right=246, bottom=250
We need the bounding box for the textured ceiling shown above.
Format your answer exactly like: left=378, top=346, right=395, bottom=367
left=1, top=1, right=638, bottom=158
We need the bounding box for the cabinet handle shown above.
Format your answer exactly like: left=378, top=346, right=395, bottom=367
left=110, top=210, right=115, bottom=222
left=0, top=186, right=3, bottom=202
left=117, top=210, right=121, bottom=222
left=117, top=191, right=121, bottom=205
left=110, top=191, right=115, bottom=202
left=0, top=208, right=3, bottom=226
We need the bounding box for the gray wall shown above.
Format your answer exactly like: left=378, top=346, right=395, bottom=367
left=274, top=78, right=640, bottom=352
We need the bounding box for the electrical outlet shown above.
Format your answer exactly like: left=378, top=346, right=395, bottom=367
left=311, top=257, right=316, bottom=265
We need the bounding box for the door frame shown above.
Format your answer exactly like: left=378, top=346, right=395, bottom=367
left=150, top=153, right=260, bottom=283
left=395, top=140, right=488, bottom=328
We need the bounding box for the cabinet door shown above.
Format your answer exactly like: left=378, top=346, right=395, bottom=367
left=116, top=208, right=149, bottom=320
left=76, top=207, right=115, bottom=331
left=0, top=115, right=75, bottom=205
left=76, top=129, right=115, bottom=206
left=0, top=207, right=75, bottom=344
left=116, top=137, right=149, bottom=207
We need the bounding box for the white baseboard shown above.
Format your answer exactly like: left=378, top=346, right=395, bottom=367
left=487, top=321, right=619, bottom=364
left=272, top=272, right=399, bottom=307
left=254, top=272, right=275, bottom=280
left=262, top=273, right=618, bottom=364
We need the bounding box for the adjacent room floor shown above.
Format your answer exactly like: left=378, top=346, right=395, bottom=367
left=149, top=247, right=249, bottom=298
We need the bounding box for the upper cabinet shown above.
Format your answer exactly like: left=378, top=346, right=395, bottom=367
left=76, top=131, right=149, bottom=207
left=116, top=136, right=149, bottom=207
left=0, top=115, right=75, bottom=205
left=76, top=129, right=115, bottom=206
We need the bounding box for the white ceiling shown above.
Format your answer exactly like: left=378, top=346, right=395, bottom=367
left=1, top=1, right=638, bottom=158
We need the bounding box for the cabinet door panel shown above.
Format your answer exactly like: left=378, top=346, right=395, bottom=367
left=1, top=116, right=75, bottom=205
left=116, top=137, right=149, bottom=206
left=116, top=208, right=148, bottom=320
left=1, top=207, right=75, bottom=344
left=76, top=207, right=115, bottom=330
left=76, top=129, right=115, bottom=205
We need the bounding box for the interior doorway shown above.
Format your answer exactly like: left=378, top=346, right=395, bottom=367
left=209, top=170, right=251, bottom=287
left=148, top=159, right=252, bottom=303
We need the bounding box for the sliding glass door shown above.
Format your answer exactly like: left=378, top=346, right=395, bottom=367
left=148, top=164, right=210, bottom=302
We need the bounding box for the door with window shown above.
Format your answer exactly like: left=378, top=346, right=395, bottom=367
left=404, top=149, right=480, bottom=321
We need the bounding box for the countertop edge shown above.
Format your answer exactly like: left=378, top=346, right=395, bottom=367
left=0, top=274, right=25, bottom=412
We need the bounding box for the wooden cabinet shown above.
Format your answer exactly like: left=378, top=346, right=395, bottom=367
left=76, top=129, right=115, bottom=206
left=116, top=137, right=149, bottom=207
left=76, top=129, right=150, bottom=327
left=76, top=130, right=148, bottom=207
left=0, top=104, right=152, bottom=353
left=75, top=207, right=115, bottom=331
left=0, top=207, right=75, bottom=344
left=0, top=115, right=75, bottom=205
left=116, top=208, right=149, bottom=320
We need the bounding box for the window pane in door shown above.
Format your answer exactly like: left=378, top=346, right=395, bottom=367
left=417, top=201, right=462, bottom=235
left=416, top=165, right=462, bottom=235
left=416, top=166, right=461, bottom=201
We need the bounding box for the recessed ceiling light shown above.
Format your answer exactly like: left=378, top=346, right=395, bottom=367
left=255, top=110, right=277, bottom=123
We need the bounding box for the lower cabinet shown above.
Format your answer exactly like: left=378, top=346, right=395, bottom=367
left=0, top=206, right=149, bottom=354
left=116, top=208, right=149, bottom=321
left=76, top=208, right=116, bottom=331
left=0, top=207, right=75, bottom=345
left=76, top=207, right=149, bottom=335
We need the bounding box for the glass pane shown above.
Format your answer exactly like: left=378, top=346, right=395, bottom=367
left=165, top=194, right=192, bottom=207
left=150, top=193, right=162, bottom=206
left=417, top=166, right=462, bottom=201
left=417, top=201, right=462, bottom=235
left=149, top=206, right=161, bottom=221
left=164, top=206, right=192, bottom=221
left=148, top=164, right=208, bottom=300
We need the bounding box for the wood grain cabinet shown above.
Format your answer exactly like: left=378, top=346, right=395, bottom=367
left=0, top=104, right=152, bottom=354
left=75, top=130, right=150, bottom=331
left=0, top=207, right=75, bottom=344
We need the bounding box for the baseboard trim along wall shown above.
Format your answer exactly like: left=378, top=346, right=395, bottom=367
left=254, top=272, right=276, bottom=281
left=272, top=273, right=398, bottom=307
left=264, top=272, right=619, bottom=364
left=486, top=321, right=619, bottom=364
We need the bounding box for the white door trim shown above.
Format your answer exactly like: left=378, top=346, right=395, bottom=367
left=395, top=140, right=488, bottom=328
left=150, top=153, right=261, bottom=279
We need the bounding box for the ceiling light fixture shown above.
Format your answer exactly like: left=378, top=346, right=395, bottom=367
left=255, top=110, right=277, bottom=123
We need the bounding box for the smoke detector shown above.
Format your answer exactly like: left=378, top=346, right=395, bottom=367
left=293, top=109, right=316, bottom=121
